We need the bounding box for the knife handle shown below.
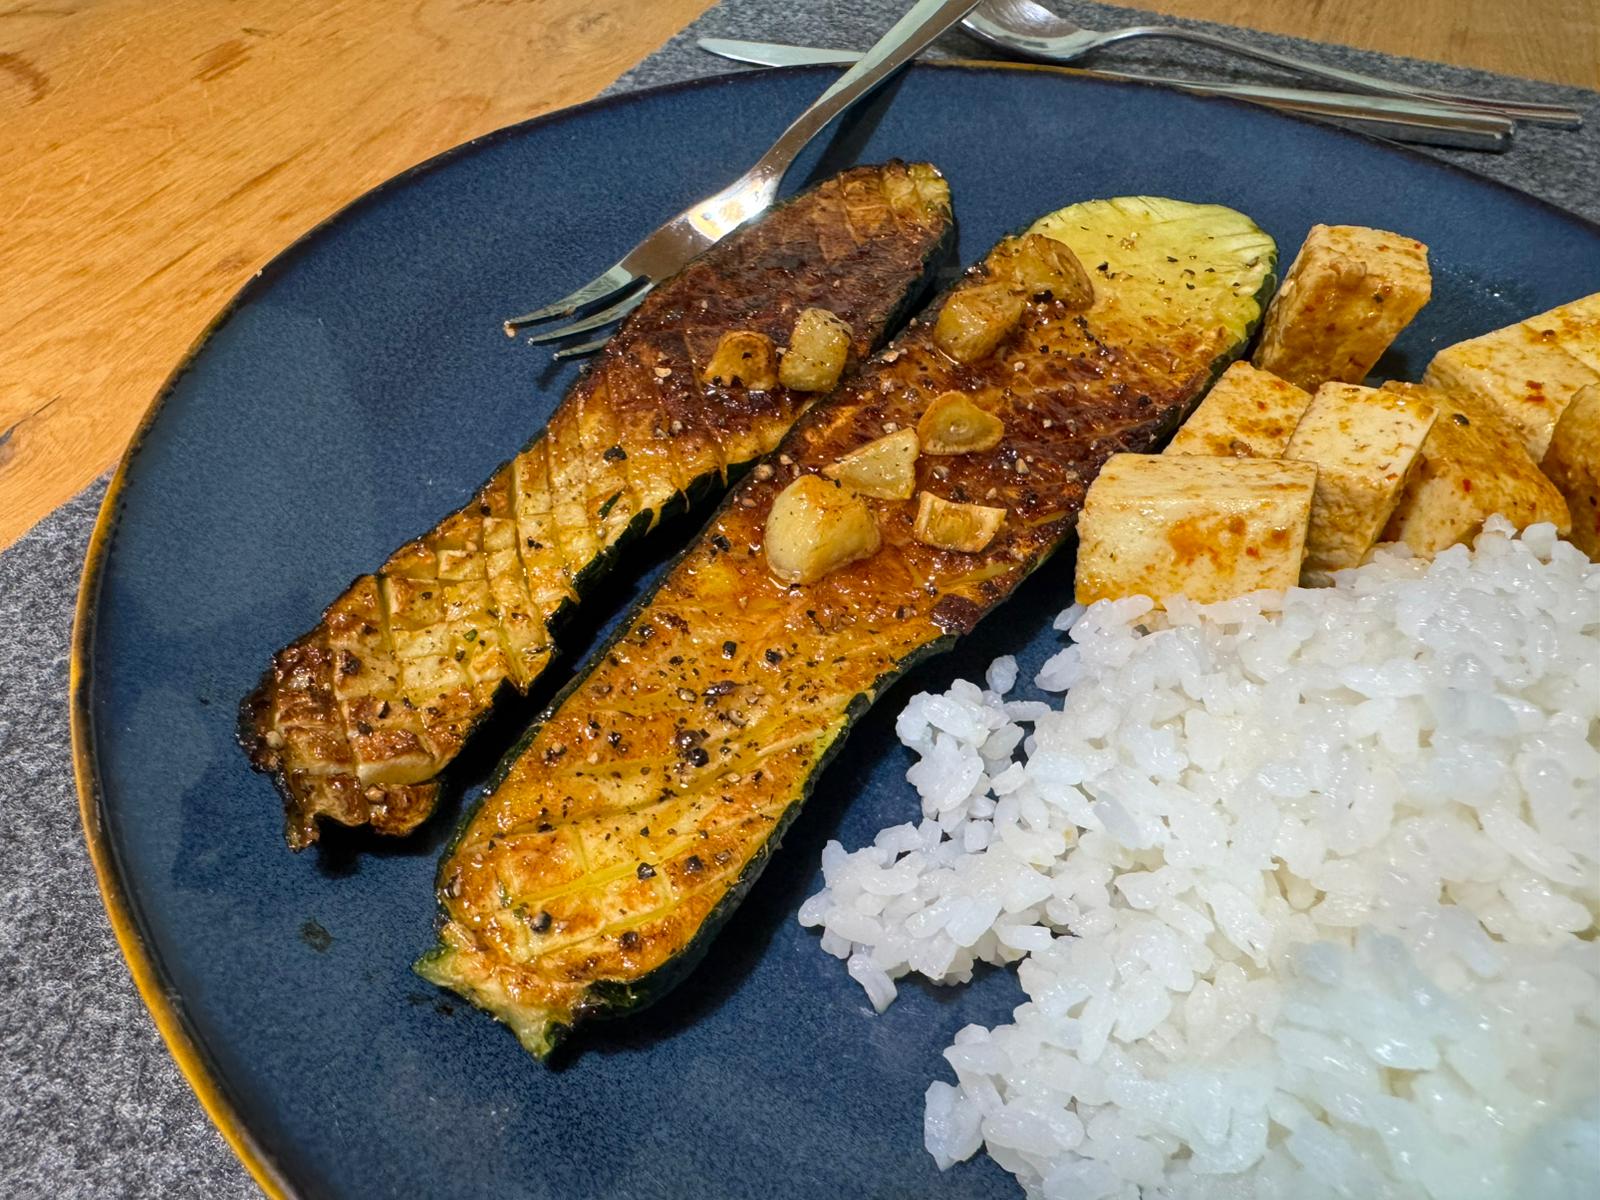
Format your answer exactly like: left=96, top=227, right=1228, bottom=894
left=1127, top=74, right=1513, bottom=152
left=699, top=40, right=1515, bottom=153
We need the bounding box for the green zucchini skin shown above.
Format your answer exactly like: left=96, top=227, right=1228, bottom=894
left=419, top=197, right=1277, bottom=1059
left=239, top=162, right=955, bottom=850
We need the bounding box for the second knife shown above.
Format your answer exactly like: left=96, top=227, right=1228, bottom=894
left=698, top=38, right=1514, bottom=152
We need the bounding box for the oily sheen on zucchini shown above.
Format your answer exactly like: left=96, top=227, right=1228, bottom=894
left=419, top=197, right=1277, bottom=1057
left=239, top=163, right=953, bottom=850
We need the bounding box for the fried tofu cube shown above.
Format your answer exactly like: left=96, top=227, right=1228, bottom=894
left=1252, top=224, right=1431, bottom=390
left=1284, top=383, right=1437, bottom=585
left=1520, top=292, right=1600, bottom=374
left=1165, top=362, right=1313, bottom=458
left=1541, top=384, right=1600, bottom=560
left=1423, top=294, right=1600, bottom=460
left=1380, top=382, right=1570, bottom=555
left=1075, top=454, right=1318, bottom=606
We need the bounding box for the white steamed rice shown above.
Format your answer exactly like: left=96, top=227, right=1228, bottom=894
left=800, top=519, right=1600, bottom=1198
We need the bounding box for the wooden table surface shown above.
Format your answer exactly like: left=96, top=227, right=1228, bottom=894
left=3, top=0, right=1596, bottom=551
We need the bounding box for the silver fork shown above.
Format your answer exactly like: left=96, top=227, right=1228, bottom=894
left=506, top=0, right=980, bottom=356
left=964, top=0, right=1583, bottom=129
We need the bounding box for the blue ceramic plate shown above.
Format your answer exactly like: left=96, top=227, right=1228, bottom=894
left=74, top=65, right=1600, bottom=1199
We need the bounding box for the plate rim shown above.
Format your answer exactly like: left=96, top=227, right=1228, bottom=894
left=67, top=60, right=1600, bottom=1200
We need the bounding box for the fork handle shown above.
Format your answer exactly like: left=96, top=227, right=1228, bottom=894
left=746, top=0, right=981, bottom=191
left=1119, top=26, right=1582, bottom=128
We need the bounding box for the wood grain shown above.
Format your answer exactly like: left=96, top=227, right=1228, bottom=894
left=1154, top=0, right=1599, bottom=90
left=0, top=0, right=717, bottom=549
left=1, top=0, right=1594, bottom=549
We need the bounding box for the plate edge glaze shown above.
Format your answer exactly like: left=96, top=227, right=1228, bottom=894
left=71, top=355, right=301, bottom=1198
left=67, top=61, right=1599, bottom=1200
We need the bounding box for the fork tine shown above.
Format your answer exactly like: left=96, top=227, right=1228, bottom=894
left=503, top=263, right=643, bottom=336
left=551, top=336, right=613, bottom=361
left=521, top=284, right=654, bottom=345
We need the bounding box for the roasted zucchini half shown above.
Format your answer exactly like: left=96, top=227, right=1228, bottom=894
left=418, top=197, right=1276, bottom=1058
left=239, top=163, right=954, bottom=849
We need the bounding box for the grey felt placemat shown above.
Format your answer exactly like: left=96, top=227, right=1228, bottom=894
left=1, top=3, right=1593, bottom=1196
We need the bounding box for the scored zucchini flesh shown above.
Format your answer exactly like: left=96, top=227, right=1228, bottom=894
left=238, top=163, right=953, bottom=850
left=418, top=196, right=1276, bottom=1058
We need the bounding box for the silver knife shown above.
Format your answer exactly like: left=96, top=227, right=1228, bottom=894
left=698, top=38, right=1513, bottom=152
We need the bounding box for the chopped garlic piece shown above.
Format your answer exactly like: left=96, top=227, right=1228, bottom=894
left=822, top=428, right=920, bottom=500
left=764, top=474, right=880, bottom=584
